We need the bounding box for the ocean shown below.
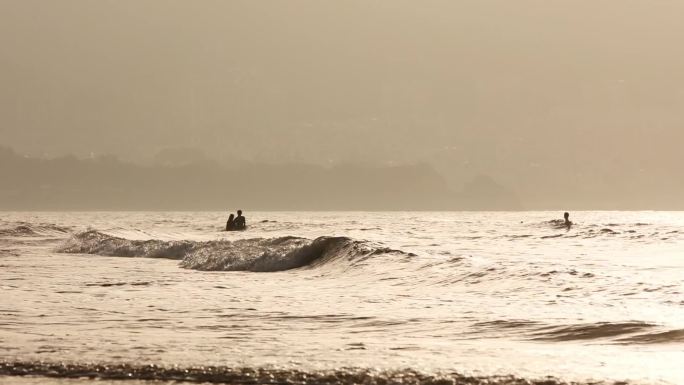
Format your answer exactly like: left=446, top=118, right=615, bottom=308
left=1, top=211, right=682, bottom=385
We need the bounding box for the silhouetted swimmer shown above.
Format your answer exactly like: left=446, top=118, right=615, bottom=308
left=226, top=213, right=235, bottom=231
left=564, top=212, right=572, bottom=229
left=233, top=210, right=246, bottom=230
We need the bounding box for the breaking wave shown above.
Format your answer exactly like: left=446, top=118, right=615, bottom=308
left=0, top=361, right=607, bottom=385
left=58, top=231, right=408, bottom=272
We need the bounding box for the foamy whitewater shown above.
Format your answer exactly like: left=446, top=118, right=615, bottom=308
left=1, top=211, right=683, bottom=385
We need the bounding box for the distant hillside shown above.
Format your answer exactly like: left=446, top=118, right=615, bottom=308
left=0, top=147, right=521, bottom=211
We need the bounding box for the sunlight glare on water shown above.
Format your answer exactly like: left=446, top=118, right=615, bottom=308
left=1, top=211, right=683, bottom=385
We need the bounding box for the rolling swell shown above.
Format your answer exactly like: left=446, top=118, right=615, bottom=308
left=0, top=223, right=72, bottom=237
left=526, top=321, right=657, bottom=342
left=58, top=231, right=403, bottom=272
left=470, top=320, right=683, bottom=345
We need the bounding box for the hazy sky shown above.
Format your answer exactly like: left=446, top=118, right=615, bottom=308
left=2, top=1, right=683, bottom=203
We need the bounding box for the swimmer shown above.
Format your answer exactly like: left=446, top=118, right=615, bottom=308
left=233, top=210, right=246, bottom=230
left=226, top=213, right=235, bottom=231
left=564, top=212, right=572, bottom=229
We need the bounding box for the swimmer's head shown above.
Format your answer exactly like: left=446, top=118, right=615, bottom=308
left=564, top=212, right=570, bottom=219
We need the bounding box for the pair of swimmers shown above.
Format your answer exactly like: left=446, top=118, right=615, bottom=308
left=226, top=210, right=246, bottom=231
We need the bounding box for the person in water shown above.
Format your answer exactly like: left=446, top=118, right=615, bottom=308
left=233, top=210, right=246, bottom=230
left=226, top=213, right=235, bottom=231
left=564, top=212, right=572, bottom=228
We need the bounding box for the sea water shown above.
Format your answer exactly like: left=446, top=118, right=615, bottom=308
left=1, top=211, right=683, bottom=384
